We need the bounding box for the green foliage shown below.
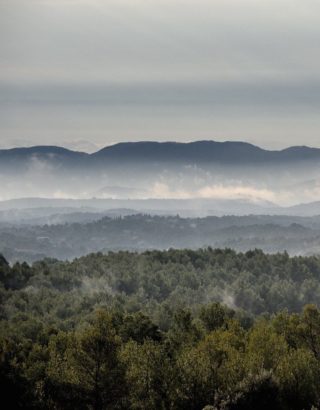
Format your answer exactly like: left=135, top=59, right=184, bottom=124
left=199, top=303, right=235, bottom=332
left=121, top=340, right=175, bottom=409
left=0, top=337, right=36, bottom=409
left=2, top=249, right=320, bottom=408
left=47, top=311, right=126, bottom=409
left=3, top=304, right=320, bottom=409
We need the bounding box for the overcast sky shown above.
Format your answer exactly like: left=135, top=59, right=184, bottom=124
left=1, top=0, right=320, bottom=151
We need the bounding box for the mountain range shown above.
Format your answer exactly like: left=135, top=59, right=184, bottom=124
left=1, top=140, right=320, bottom=207
left=1, top=141, right=320, bottom=167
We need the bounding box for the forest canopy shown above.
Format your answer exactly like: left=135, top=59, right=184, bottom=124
left=2, top=248, right=320, bottom=409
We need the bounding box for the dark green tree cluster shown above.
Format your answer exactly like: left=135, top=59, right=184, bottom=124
left=2, top=249, right=320, bottom=408
left=2, top=248, right=320, bottom=329
left=2, top=305, right=320, bottom=409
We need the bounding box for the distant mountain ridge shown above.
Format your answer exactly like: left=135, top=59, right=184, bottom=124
left=93, top=141, right=320, bottom=163
left=1, top=141, right=320, bottom=166
left=1, top=141, right=320, bottom=205
left=0, top=197, right=319, bottom=217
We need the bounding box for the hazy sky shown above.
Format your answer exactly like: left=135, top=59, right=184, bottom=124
left=1, top=0, right=320, bottom=151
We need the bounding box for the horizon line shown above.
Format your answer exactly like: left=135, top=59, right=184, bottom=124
left=0, top=139, right=318, bottom=155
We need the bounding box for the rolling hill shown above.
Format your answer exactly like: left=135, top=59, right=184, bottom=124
left=1, top=141, right=320, bottom=167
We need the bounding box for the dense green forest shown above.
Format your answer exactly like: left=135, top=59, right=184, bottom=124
left=2, top=248, right=320, bottom=409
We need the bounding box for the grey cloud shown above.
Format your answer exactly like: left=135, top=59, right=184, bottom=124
left=1, top=0, right=320, bottom=148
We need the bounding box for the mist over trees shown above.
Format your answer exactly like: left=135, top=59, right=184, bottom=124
left=2, top=248, right=320, bottom=409
left=2, top=142, right=320, bottom=408
left=4, top=0, right=320, bottom=405
left=2, top=213, right=320, bottom=263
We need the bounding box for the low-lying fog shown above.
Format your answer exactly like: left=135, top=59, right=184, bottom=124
left=1, top=158, right=320, bottom=207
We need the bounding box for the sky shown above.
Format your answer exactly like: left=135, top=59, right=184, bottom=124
left=1, top=0, right=320, bottom=151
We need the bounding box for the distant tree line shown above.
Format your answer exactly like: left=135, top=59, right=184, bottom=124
left=2, top=214, right=320, bottom=263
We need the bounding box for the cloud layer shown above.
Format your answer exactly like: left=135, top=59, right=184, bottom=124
left=1, top=0, right=320, bottom=148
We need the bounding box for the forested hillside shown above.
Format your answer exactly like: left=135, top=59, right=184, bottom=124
left=2, top=214, right=320, bottom=262
left=3, top=248, right=320, bottom=319
left=2, top=249, right=320, bottom=409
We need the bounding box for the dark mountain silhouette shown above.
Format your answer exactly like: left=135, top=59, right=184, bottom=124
left=0, top=145, right=89, bottom=171
left=91, top=141, right=320, bottom=164
left=0, top=145, right=88, bottom=160
left=92, top=141, right=266, bottom=163
left=1, top=141, right=320, bottom=205
left=1, top=141, right=320, bottom=169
